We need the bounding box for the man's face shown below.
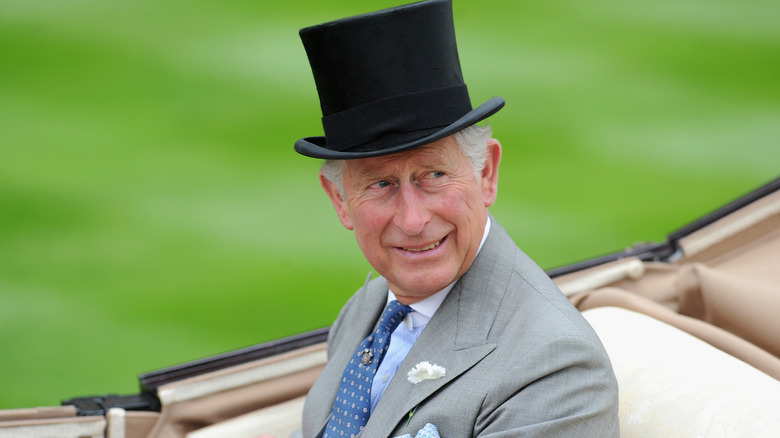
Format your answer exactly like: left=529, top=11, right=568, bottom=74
left=321, top=135, right=501, bottom=304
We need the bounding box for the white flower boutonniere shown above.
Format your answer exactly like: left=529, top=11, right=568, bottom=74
left=407, top=361, right=446, bottom=384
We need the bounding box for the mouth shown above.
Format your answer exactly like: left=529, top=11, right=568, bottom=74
left=400, top=236, right=446, bottom=253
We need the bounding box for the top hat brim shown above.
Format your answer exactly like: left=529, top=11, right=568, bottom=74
left=294, top=96, right=505, bottom=160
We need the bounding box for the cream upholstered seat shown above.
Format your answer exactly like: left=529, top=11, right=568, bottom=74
left=583, top=307, right=780, bottom=437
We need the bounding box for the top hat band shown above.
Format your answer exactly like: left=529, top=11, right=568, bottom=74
left=321, top=84, right=472, bottom=152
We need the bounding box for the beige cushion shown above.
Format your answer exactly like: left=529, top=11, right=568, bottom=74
left=583, top=307, right=780, bottom=437
left=185, top=396, right=305, bottom=438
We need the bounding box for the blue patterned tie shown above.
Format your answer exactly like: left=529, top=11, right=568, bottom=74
left=323, top=300, right=413, bottom=438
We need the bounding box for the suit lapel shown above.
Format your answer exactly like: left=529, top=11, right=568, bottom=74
left=312, top=275, right=389, bottom=437
left=361, top=218, right=517, bottom=437
left=349, top=275, right=390, bottom=344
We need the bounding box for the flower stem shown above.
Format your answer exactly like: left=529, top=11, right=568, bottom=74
left=406, top=404, right=420, bottom=427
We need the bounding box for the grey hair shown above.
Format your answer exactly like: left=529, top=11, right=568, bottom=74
left=321, top=123, right=493, bottom=195
left=454, top=123, right=493, bottom=178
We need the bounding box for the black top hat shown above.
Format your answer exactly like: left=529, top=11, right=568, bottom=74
left=294, top=0, right=504, bottom=159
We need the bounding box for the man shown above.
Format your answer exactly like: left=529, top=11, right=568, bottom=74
left=294, top=1, right=619, bottom=437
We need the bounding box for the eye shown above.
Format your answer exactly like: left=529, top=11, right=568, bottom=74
left=422, top=171, right=446, bottom=180
left=370, top=180, right=392, bottom=189
left=417, top=170, right=447, bottom=188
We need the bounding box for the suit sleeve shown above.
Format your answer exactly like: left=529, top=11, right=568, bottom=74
left=475, top=335, right=620, bottom=437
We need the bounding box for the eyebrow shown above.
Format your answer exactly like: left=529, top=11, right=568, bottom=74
left=346, top=144, right=457, bottom=183
left=353, top=159, right=445, bottom=181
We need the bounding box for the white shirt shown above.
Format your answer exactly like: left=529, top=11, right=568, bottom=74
left=370, top=217, right=492, bottom=412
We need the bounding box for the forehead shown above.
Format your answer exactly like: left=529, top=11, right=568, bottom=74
left=345, top=136, right=463, bottom=178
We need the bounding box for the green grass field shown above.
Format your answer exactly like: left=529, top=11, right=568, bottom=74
left=1, top=0, right=778, bottom=409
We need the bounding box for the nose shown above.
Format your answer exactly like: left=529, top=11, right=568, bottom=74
left=392, top=184, right=430, bottom=235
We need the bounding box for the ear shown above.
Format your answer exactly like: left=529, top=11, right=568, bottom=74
left=319, top=170, right=355, bottom=230
left=480, top=138, right=502, bottom=207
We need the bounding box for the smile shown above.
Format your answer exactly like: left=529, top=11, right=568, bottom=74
left=401, top=237, right=445, bottom=252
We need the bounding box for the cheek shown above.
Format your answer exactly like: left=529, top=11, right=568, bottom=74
left=445, top=189, right=489, bottom=239
left=351, top=204, right=392, bottom=243
left=352, top=201, right=387, bottom=227
left=439, top=186, right=481, bottom=218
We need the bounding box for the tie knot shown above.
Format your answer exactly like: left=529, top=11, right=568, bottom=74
left=378, top=300, right=413, bottom=333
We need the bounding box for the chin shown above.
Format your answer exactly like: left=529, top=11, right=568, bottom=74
left=393, top=274, right=457, bottom=298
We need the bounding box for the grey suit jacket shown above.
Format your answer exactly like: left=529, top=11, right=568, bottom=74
left=302, top=219, right=619, bottom=437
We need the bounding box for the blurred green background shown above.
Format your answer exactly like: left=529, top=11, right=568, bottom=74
left=1, top=0, right=778, bottom=409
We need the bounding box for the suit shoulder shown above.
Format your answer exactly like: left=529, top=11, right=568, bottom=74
left=328, top=274, right=387, bottom=346
left=497, top=249, right=605, bottom=346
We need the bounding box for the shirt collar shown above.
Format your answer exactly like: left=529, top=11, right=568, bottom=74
left=388, top=216, right=492, bottom=330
